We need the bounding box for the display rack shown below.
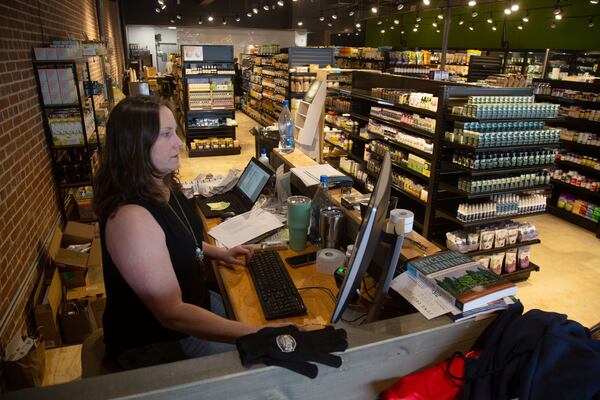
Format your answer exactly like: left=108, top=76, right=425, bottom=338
left=532, top=79, right=600, bottom=237
left=180, top=45, right=239, bottom=157
left=32, top=57, right=102, bottom=222
left=241, top=47, right=334, bottom=127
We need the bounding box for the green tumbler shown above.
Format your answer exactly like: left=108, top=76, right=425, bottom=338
left=287, top=195, right=311, bottom=251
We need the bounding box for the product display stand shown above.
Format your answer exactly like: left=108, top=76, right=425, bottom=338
left=180, top=45, right=239, bottom=157
left=533, top=78, right=600, bottom=238
left=32, top=57, right=103, bottom=223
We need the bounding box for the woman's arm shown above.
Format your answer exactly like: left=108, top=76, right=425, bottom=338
left=203, top=242, right=254, bottom=266
left=106, top=205, right=258, bottom=342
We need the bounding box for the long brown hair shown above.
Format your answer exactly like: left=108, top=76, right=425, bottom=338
left=93, top=96, right=181, bottom=221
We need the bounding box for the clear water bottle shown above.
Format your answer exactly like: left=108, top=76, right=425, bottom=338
left=278, top=100, right=295, bottom=154
left=309, top=175, right=333, bottom=244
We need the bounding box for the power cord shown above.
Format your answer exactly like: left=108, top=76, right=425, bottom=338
left=297, top=286, right=337, bottom=304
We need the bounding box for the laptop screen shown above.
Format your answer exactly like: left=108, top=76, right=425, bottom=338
left=236, top=160, right=271, bottom=202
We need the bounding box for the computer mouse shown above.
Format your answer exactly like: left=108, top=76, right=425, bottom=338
left=221, top=211, right=236, bottom=221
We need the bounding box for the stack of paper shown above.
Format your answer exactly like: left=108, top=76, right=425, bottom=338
left=290, top=164, right=345, bottom=187
left=208, top=209, right=283, bottom=249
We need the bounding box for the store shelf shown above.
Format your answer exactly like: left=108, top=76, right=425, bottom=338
left=447, top=114, right=564, bottom=123
left=554, top=117, right=600, bottom=132
left=335, top=88, right=438, bottom=118
left=436, top=208, right=548, bottom=228
left=547, top=203, right=599, bottom=233
left=42, top=103, right=80, bottom=109
left=369, top=151, right=430, bottom=181
left=368, top=114, right=436, bottom=139
left=335, top=56, right=384, bottom=61
left=559, top=140, right=600, bottom=156
left=461, top=239, right=541, bottom=258
left=501, top=263, right=540, bottom=283
left=441, top=161, right=554, bottom=176
left=58, top=180, right=93, bottom=189
left=555, top=159, right=600, bottom=176
left=438, top=181, right=551, bottom=199
left=188, top=147, right=241, bottom=157
left=443, top=141, right=560, bottom=152
left=534, top=94, right=600, bottom=109
left=324, top=139, right=365, bottom=164
left=551, top=179, right=600, bottom=201
left=369, top=131, right=433, bottom=160
left=364, top=169, right=427, bottom=205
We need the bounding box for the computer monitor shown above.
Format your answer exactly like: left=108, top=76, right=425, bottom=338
left=331, top=151, right=392, bottom=323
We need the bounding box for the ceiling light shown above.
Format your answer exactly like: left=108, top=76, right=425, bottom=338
left=222, top=18, right=227, bottom=24
left=414, top=23, right=419, bottom=28
left=277, top=0, right=284, bottom=6
left=555, top=13, right=562, bottom=20
left=438, top=9, right=444, bottom=19
left=390, top=26, right=395, bottom=29
left=253, top=7, right=259, bottom=14
left=380, top=29, right=385, bottom=33
left=355, top=32, right=359, bottom=35
left=471, top=11, right=478, bottom=17
left=468, top=0, right=477, bottom=6
left=416, top=14, right=421, bottom=22
left=247, top=12, right=252, bottom=17
left=170, top=18, right=175, bottom=23
left=401, top=29, right=405, bottom=34
left=168, top=26, right=176, bottom=29
left=518, top=23, right=523, bottom=29
left=377, top=20, right=382, bottom=25
left=522, top=11, right=529, bottom=22
left=198, top=17, right=203, bottom=24
left=492, top=24, right=497, bottom=30
left=397, top=2, right=404, bottom=10
left=553, top=4, right=561, bottom=15
left=332, top=13, right=337, bottom=20
left=550, top=22, right=557, bottom=28
left=355, top=22, right=361, bottom=28
left=487, top=14, right=493, bottom=23
left=504, top=7, right=512, bottom=15
left=371, top=6, right=378, bottom=13
left=337, top=33, right=341, bottom=36
left=235, top=14, right=241, bottom=22
left=436, top=29, right=440, bottom=33
left=155, top=7, right=160, bottom=13
left=327, top=22, right=332, bottom=27
left=423, top=0, right=430, bottom=4
left=413, top=27, right=418, bottom=32
left=432, top=21, right=438, bottom=27
left=176, top=13, right=182, bottom=19
left=469, top=23, right=474, bottom=30
left=263, top=3, right=269, bottom=11
left=297, top=20, right=303, bottom=26
left=157, top=0, right=164, bottom=4
left=349, top=9, right=355, bottom=16
left=588, top=17, right=595, bottom=27
left=511, top=3, right=519, bottom=11
left=161, top=4, right=166, bottom=9
left=319, top=14, right=325, bottom=21
left=208, top=15, right=214, bottom=21
left=591, top=0, right=599, bottom=4
left=458, top=17, right=464, bottom=25
left=394, top=19, right=399, bottom=24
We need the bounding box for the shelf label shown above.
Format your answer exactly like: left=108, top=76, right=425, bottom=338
left=377, top=100, right=394, bottom=106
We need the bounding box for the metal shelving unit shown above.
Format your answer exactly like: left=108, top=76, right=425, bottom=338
left=32, top=57, right=102, bottom=223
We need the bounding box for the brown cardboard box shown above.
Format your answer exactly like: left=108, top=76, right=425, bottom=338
left=59, top=299, right=97, bottom=344
left=49, top=222, right=102, bottom=289
left=34, top=269, right=62, bottom=348
left=66, top=265, right=106, bottom=328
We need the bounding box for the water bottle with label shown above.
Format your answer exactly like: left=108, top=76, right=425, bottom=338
left=278, top=100, right=295, bottom=154
left=309, top=175, right=333, bottom=244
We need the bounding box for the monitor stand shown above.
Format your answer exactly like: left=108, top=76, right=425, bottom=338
left=366, top=209, right=414, bottom=323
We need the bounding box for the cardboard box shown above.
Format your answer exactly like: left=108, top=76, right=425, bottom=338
left=59, top=300, right=97, bottom=344
left=49, top=222, right=102, bottom=289
left=34, top=269, right=62, bottom=348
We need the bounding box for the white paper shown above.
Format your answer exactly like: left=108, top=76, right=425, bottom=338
left=390, top=272, right=460, bottom=319
left=291, top=164, right=345, bottom=187
left=208, top=209, right=284, bottom=248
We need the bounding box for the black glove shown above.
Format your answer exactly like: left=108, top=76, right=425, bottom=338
left=236, top=325, right=348, bottom=378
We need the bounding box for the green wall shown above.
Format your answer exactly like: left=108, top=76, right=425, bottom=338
left=366, top=1, right=600, bottom=51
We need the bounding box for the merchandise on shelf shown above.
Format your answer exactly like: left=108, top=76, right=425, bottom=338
left=184, top=65, right=235, bottom=75
left=188, top=117, right=236, bottom=129
left=257, top=44, right=280, bottom=55
left=48, top=109, right=96, bottom=146
left=339, top=157, right=369, bottom=187
left=550, top=169, right=600, bottom=192
left=452, top=149, right=556, bottom=170
left=445, top=121, right=560, bottom=148
left=337, top=47, right=383, bottom=60
left=533, top=83, right=600, bottom=101
left=367, top=120, right=433, bottom=154
left=37, top=68, right=81, bottom=105
left=367, top=157, right=428, bottom=201
left=55, top=150, right=94, bottom=184
left=371, top=88, right=438, bottom=112
left=556, top=194, right=600, bottom=222
left=324, top=130, right=353, bottom=151
left=456, top=194, right=547, bottom=222
left=189, top=137, right=239, bottom=151
left=559, top=129, right=600, bottom=147
left=369, top=141, right=431, bottom=177
left=559, top=105, right=600, bottom=122
left=457, top=172, right=550, bottom=194
left=556, top=152, right=600, bottom=171
left=290, top=76, right=316, bottom=93
left=453, top=95, right=560, bottom=119
left=325, top=97, right=351, bottom=113
left=325, top=113, right=359, bottom=131
left=370, top=106, right=436, bottom=133
left=446, top=220, right=539, bottom=254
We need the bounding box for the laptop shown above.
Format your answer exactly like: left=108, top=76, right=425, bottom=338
left=197, top=157, right=274, bottom=218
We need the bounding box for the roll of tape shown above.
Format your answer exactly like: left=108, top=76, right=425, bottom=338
left=388, top=209, right=414, bottom=235
left=317, top=248, right=346, bottom=275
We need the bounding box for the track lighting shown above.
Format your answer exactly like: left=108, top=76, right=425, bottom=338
left=511, top=2, right=519, bottom=11
left=432, top=21, right=438, bottom=27
left=436, top=29, right=440, bottom=33
left=170, top=18, right=175, bottom=23
left=492, top=24, right=497, bottom=31
left=198, top=17, right=203, bottom=24
left=390, top=26, right=395, bottom=30
left=397, top=2, right=404, bottom=10
left=332, top=13, right=337, bottom=20
left=550, top=22, right=556, bottom=28
left=400, top=29, right=405, bottom=34
left=591, top=0, right=599, bottom=4
left=555, top=13, right=562, bottom=20
left=263, top=3, right=269, bottom=10
left=522, top=11, right=529, bottom=22
left=458, top=17, right=464, bottom=25
left=253, top=7, right=259, bottom=14
left=553, top=4, right=561, bottom=15
left=518, top=23, right=523, bottom=30
left=394, top=19, right=399, bottom=25
left=247, top=12, right=252, bottom=17
left=416, top=14, right=421, bottom=22
left=371, top=6, right=378, bottom=13
left=487, top=14, right=493, bottom=23
left=327, top=22, right=332, bottom=27
left=588, top=17, right=595, bottom=27
left=469, top=23, right=474, bottom=31
left=176, top=14, right=182, bottom=19
left=297, top=20, right=303, bottom=26
left=277, top=0, right=284, bottom=6
left=438, top=9, right=444, bottom=19
left=319, top=13, right=325, bottom=21
left=377, top=20, right=382, bottom=25
left=157, top=0, right=164, bottom=4
left=468, top=0, right=477, bottom=6
left=222, top=17, right=227, bottom=24
left=355, top=22, right=361, bottom=28
left=155, top=7, right=160, bottom=13
left=423, top=0, right=430, bottom=5
left=348, top=9, right=355, bottom=16
left=161, top=4, right=166, bottom=10
left=208, top=15, right=214, bottom=21
left=471, top=11, right=478, bottom=17
left=380, top=29, right=385, bottom=33
left=504, top=7, right=511, bottom=15
left=235, top=14, right=241, bottom=22
left=413, top=27, right=418, bottom=32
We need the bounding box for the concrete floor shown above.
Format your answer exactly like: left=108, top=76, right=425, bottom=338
left=42, top=110, right=600, bottom=387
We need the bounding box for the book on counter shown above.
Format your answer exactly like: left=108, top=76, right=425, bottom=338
left=448, top=296, right=518, bottom=322
left=407, top=251, right=517, bottom=312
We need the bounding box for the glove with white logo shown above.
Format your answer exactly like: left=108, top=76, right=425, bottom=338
left=236, top=325, right=348, bottom=378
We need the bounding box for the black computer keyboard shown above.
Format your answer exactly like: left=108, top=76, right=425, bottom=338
left=246, top=251, right=307, bottom=320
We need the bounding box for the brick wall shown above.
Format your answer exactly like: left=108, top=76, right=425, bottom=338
left=0, top=0, right=124, bottom=376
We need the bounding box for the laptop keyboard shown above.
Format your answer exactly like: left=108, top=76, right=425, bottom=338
left=246, top=251, right=308, bottom=320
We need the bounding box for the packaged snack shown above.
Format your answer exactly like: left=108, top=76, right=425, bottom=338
left=480, top=230, right=495, bottom=250
left=490, top=252, right=505, bottom=275
left=507, top=227, right=519, bottom=245
left=504, top=249, right=517, bottom=273
left=467, top=232, right=479, bottom=250
left=446, top=231, right=467, bottom=253
left=473, top=256, right=490, bottom=269
left=518, top=222, right=539, bottom=242
left=518, top=246, right=531, bottom=269
left=494, top=229, right=508, bottom=248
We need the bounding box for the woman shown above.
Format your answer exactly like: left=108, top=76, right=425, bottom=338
left=94, top=96, right=259, bottom=370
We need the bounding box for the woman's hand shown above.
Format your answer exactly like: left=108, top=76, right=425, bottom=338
left=220, top=245, right=255, bottom=266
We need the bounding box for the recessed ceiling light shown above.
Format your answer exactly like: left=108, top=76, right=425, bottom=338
left=380, top=29, right=385, bottom=33
left=208, top=15, right=214, bottom=21
left=277, top=0, right=284, bottom=6
left=297, top=20, right=303, bottom=26
left=263, top=3, right=269, bottom=11
left=176, top=14, right=182, bottom=19
left=469, top=23, right=474, bottom=30
left=355, top=22, right=361, bottom=28
left=394, top=19, right=399, bottom=25
left=253, top=7, right=259, bottom=14
left=468, top=0, right=477, bottom=6
left=371, top=6, right=378, bottom=13
left=247, top=12, right=252, bottom=17
left=332, top=13, right=337, bottom=20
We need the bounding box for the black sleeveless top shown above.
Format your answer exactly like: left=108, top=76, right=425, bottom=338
left=101, top=191, right=211, bottom=359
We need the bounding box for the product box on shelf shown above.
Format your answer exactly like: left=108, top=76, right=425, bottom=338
left=34, top=268, right=63, bottom=348
left=48, top=222, right=102, bottom=289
